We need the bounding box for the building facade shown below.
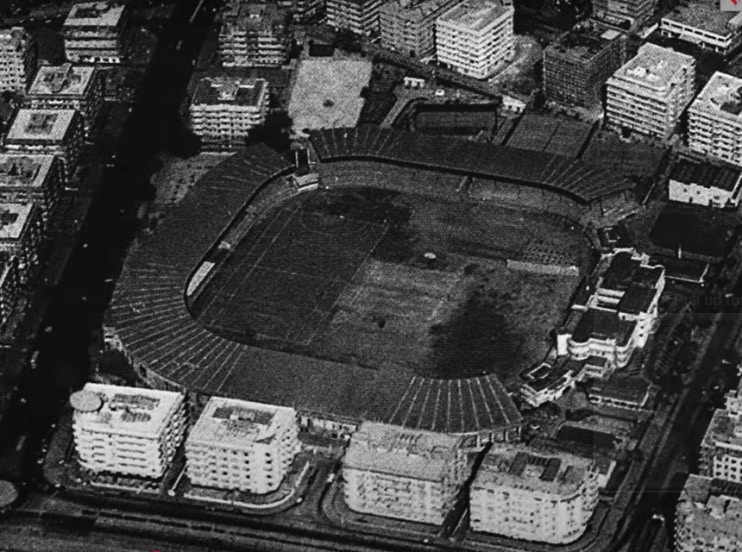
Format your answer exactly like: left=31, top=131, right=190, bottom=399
left=63, top=1, right=128, bottom=64
left=326, top=0, right=385, bottom=35
left=343, top=422, right=469, bottom=524
left=0, top=258, right=20, bottom=326
left=69, top=384, right=187, bottom=478
left=688, top=72, right=742, bottom=168
left=186, top=397, right=300, bottom=495
left=218, top=0, right=291, bottom=67
left=26, top=63, right=105, bottom=135
left=606, top=43, right=695, bottom=140
left=189, top=77, right=269, bottom=150
left=661, top=5, right=742, bottom=57
left=543, top=24, right=626, bottom=108
left=435, top=0, right=514, bottom=79
left=379, top=0, right=458, bottom=58
left=592, top=0, right=656, bottom=30
left=0, top=202, right=43, bottom=285
left=470, top=445, right=600, bottom=544
left=668, top=157, right=742, bottom=208
left=0, top=27, right=36, bottom=93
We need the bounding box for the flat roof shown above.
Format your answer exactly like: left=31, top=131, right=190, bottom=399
left=691, top=71, right=742, bottom=119
left=5, top=109, right=77, bottom=143
left=381, top=0, right=458, bottom=22
left=601, top=252, right=663, bottom=292
left=589, top=375, right=650, bottom=404
left=187, top=396, right=295, bottom=448
left=662, top=2, right=742, bottom=36
left=221, top=0, right=286, bottom=29
left=191, top=77, right=267, bottom=107
left=611, top=43, right=695, bottom=91
left=472, top=444, right=594, bottom=496
left=28, top=63, right=96, bottom=97
left=0, top=154, right=55, bottom=189
left=679, top=475, right=742, bottom=539
left=438, top=0, right=512, bottom=31
left=703, top=408, right=742, bottom=450
left=546, top=24, right=623, bottom=62
left=64, top=1, right=126, bottom=28
left=344, top=422, right=463, bottom=481
left=0, top=203, right=34, bottom=241
left=71, top=383, right=184, bottom=438
left=671, top=157, right=742, bottom=191
left=572, top=308, right=636, bottom=346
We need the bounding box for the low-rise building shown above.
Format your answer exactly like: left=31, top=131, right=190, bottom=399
left=343, top=422, right=468, bottom=524
left=0, top=202, right=43, bottom=285
left=543, top=24, right=626, bottom=108
left=587, top=375, right=651, bottom=410
left=69, top=384, right=187, bottom=478
left=3, top=109, right=84, bottom=182
left=186, top=397, right=300, bottom=495
left=0, top=154, right=62, bottom=227
left=700, top=381, right=742, bottom=483
left=675, top=474, right=742, bottom=552
left=470, top=444, right=600, bottom=544
left=25, top=63, right=104, bottom=135
left=0, top=27, right=36, bottom=93
left=63, top=1, right=128, bottom=64
left=189, top=77, right=269, bottom=150
left=688, top=72, right=742, bottom=168
left=379, top=0, right=458, bottom=58
left=218, top=0, right=291, bottom=67
left=435, top=0, right=514, bottom=79
left=668, top=157, right=742, bottom=208
left=520, top=362, right=576, bottom=407
left=326, top=0, right=385, bottom=35
left=606, top=43, right=695, bottom=140
left=661, top=3, right=742, bottom=57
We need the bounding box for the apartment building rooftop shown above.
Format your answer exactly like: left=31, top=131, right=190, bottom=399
left=613, top=43, right=694, bottom=91
left=473, top=445, right=594, bottom=496
left=703, top=408, right=742, bottom=451
left=69, top=383, right=184, bottom=438
left=547, top=24, right=622, bottom=61
left=680, top=475, right=742, bottom=539
left=663, top=1, right=742, bottom=36
left=0, top=27, right=28, bottom=44
left=383, top=0, right=456, bottom=19
left=5, top=109, right=77, bottom=142
left=0, top=154, right=54, bottom=189
left=187, top=397, right=293, bottom=447
left=0, top=203, right=34, bottom=241
left=191, top=77, right=267, bottom=106
left=28, top=63, right=96, bottom=97
left=671, top=158, right=742, bottom=192
left=438, top=0, right=512, bottom=31
left=64, top=1, right=126, bottom=28
left=221, top=0, right=286, bottom=27
left=693, top=71, right=742, bottom=118
left=344, top=422, right=463, bottom=482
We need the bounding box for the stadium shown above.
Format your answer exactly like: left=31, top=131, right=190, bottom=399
left=106, top=126, right=634, bottom=445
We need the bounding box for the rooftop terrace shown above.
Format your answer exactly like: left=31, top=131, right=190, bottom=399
left=0, top=154, right=54, bottom=189
left=28, top=63, right=96, bottom=97
left=191, top=77, right=267, bottom=107
left=64, top=1, right=126, bottom=28
left=438, top=0, right=512, bottom=31
left=663, top=1, right=742, bottom=36
left=611, top=43, right=695, bottom=91
left=0, top=203, right=34, bottom=241
left=6, top=109, right=77, bottom=143
left=692, top=71, right=742, bottom=118
left=547, top=25, right=623, bottom=61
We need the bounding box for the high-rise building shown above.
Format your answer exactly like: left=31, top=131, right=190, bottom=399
left=0, top=202, right=43, bottom=285
left=326, top=0, right=385, bottom=35
left=379, top=0, right=458, bottom=58
left=0, top=27, right=36, bottom=93
left=661, top=4, right=742, bottom=57
left=605, top=43, right=695, bottom=140
left=592, top=0, right=656, bottom=30
left=218, top=0, right=291, bottom=67
left=342, top=422, right=469, bottom=525
left=63, top=1, right=128, bottom=64
left=435, top=0, right=514, bottom=79
left=700, top=380, right=742, bottom=483
left=543, top=24, right=626, bottom=108
left=186, top=397, right=300, bottom=495
left=25, top=63, right=104, bottom=135
left=189, top=77, right=269, bottom=150
left=69, top=384, right=187, bottom=478
left=0, top=154, right=63, bottom=227
left=688, top=71, right=742, bottom=168
left=675, top=475, right=742, bottom=552
left=470, top=445, right=600, bottom=544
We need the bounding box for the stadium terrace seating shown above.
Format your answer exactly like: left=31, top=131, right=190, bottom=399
left=309, top=126, right=633, bottom=204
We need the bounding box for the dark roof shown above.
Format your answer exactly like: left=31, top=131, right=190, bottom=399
left=589, top=375, right=650, bottom=405
left=308, top=126, right=633, bottom=204
left=601, top=253, right=662, bottom=292
left=109, top=145, right=521, bottom=435
left=670, top=159, right=742, bottom=193
left=653, top=256, right=709, bottom=284
left=618, top=287, right=656, bottom=315
left=571, top=308, right=635, bottom=346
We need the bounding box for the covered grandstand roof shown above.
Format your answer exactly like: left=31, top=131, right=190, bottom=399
left=308, top=126, right=633, bottom=203
left=109, top=143, right=521, bottom=436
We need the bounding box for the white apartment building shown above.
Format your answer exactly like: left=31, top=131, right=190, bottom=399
left=661, top=4, right=742, bottom=57
left=0, top=27, right=36, bottom=93
left=26, top=63, right=105, bottom=135
left=700, top=380, right=742, bottom=483
left=675, top=474, right=742, bottom=552
left=470, top=445, right=600, bottom=544
left=3, top=109, right=84, bottom=182
left=520, top=362, right=576, bottom=408
left=606, top=43, right=695, bottom=140
left=559, top=250, right=665, bottom=369
left=70, top=383, right=187, bottom=478
left=379, top=0, right=458, bottom=58
left=0, top=202, right=43, bottom=285
left=186, top=397, right=300, bottom=495
left=189, top=77, right=269, bottom=150
left=218, top=0, right=290, bottom=67
left=435, top=0, right=514, bottom=79
left=326, top=0, right=385, bottom=35
left=343, top=422, right=469, bottom=525
left=688, top=72, right=742, bottom=168
left=668, top=157, right=742, bottom=208
left=63, top=1, right=128, bottom=64
left=0, top=154, right=63, bottom=227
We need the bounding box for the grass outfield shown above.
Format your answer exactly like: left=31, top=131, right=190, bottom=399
left=196, top=187, right=589, bottom=385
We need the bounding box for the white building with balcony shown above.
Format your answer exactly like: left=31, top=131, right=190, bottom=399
left=661, top=4, right=742, bottom=57
left=700, top=380, right=742, bottom=483
left=63, top=1, right=128, bottom=64
left=0, top=154, right=63, bottom=228
left=0, top=27, right=36, bottom=93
